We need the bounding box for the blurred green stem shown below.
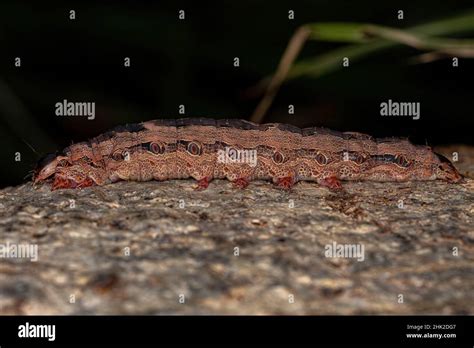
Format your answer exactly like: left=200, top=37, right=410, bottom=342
left=251, top=11, right=474, bottom=123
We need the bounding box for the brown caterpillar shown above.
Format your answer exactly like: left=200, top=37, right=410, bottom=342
left=33, top=118, right=463, bottom=190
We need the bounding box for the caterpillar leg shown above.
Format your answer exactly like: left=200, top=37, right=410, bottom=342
left=318, top=176, right=343, bottom=190
left=52, top=175, right=97, bottom=190
left=232, top=177, right=250, bottom=189
left=51, top=166, right=106, bottom=190
left=274, top=175, right=295, bottom=190
left=195, top=177, right=211, bottom=190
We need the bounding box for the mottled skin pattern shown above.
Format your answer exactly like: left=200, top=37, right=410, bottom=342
left=33, top=118, right=463, bottom=191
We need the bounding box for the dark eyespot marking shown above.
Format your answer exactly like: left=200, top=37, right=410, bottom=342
left=340, top=151, right=366, bottom=164
left=112, top=151, right=124, bottom=161
left=316, top=152, right=328, bottom=165
left=148, top=142, right=165, bottom=154
left=151, top=142, right=165, bottom=154
left=355, top=153, right=366, bottom=165
left=395, top=155, right=410, bottom=168
left=272, top=151, right=285, bottom=164
left=187, top=141, right=202, bottom=156
left=143, top=141, right=166, bottom=154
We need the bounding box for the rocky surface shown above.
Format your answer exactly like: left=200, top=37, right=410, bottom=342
left=0, top=146, right=473, bottom=314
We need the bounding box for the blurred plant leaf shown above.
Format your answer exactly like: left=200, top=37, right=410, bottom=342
left=306, top=23, right=370, bottom=43
left=291, top=11, right=474, bottom=79
left=251, top=10, right=474, bottom=122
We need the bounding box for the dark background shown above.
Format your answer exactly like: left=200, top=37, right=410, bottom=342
left=1, top=0, right=473, bottom=188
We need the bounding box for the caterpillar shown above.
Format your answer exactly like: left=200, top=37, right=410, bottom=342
left=33, top=118, right=463, bottom=190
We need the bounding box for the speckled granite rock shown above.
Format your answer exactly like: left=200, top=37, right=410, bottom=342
left=0, top=146, right=473, bottom=314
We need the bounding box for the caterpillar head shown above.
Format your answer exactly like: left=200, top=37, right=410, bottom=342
left=33, top=153, right=97, bottom=190
left=433, top=153, right=463, bottom=183
left=33, top=152, right=65, bottom=183
left=361, top=143, right=463, bottom=183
